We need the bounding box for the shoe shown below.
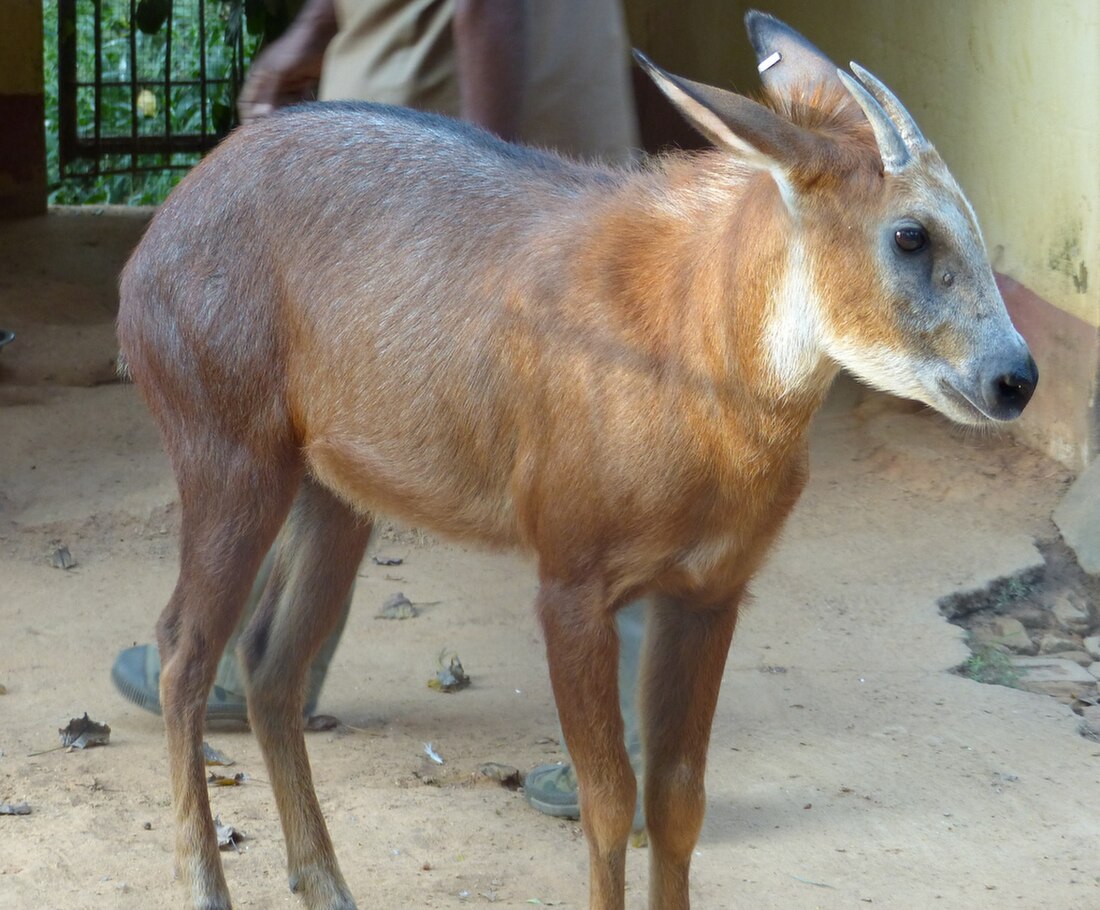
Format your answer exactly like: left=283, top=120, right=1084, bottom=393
left=523, top=762, right=580, bottom=819
left=524, top=762, right=646, bottom=832
left=111, top=644, right=251, bottom=722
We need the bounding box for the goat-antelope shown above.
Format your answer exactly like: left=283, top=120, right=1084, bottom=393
left=118, top=10, right=1035, bottom=910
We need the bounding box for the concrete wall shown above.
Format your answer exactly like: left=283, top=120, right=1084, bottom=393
left=0, top=0, right=47, bottom=216
left=627, top=0, right=1100, bottom=468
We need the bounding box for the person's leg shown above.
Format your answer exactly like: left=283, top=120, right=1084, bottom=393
left=525, top=598, right=646, bottom=829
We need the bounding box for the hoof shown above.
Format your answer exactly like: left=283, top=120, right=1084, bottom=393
left=182, top=866, right=232, bottom=910
left=288, top=865, right=357, bottom=910
left=180, top=857, right=232, bottom=910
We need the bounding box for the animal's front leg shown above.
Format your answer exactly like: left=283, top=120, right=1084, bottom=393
left=537, top=581, right=635, bottom=910
left=641, top=593, right=741, bottom=910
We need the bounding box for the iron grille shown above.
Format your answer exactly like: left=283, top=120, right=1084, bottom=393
left=57, top=0, right=250, bottom=178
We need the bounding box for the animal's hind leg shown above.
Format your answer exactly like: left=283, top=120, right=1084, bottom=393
left=237, top=476, right=372, bottom=910
left=157, top=444, right=300, bottom=910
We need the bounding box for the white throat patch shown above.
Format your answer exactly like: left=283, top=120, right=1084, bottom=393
left=764, top=238, right=827, bottom=394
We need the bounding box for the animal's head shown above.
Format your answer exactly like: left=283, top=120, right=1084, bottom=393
left=636, top=11, right=1036, bottom=423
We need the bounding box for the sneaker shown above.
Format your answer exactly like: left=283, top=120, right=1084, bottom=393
left=111, top=644, right=251, bottom=722
left=523, top=762, right=580, bottom=819
left=524, top=761, right=645, bottom=831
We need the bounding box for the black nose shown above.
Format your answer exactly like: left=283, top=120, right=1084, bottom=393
left=987, top=354, right=1038, bottom=418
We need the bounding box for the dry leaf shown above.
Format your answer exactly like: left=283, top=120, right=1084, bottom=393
left=51, top=546, right=77, bottom=570
left=428, top=652, right=470, bottom=693
left=202, top=742, right=236, bottom=766
left=477, top=762, right=521, bottom=790
left=214, top=815, right=244, bottom=851
left=377, top=592, right=420, bottom=620
left=207, top=772, right=246, bottom=787
left=59, top=714, right=111, bottom=749
left=305, top=714, right=341, bottom=732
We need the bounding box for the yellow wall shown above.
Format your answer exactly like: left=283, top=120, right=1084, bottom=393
left=759, top=0, right=1099, bottom=331
left=630, top=0, right=1100, bottom=326
left=0, top=0, right=44, bottom=94
left=628, top=0, right=1100, bottom=466
left=0, top=0, right=46, bottom=216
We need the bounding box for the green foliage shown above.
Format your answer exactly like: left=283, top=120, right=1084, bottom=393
left=42, top=0, right=300, bottom=206
left=990, top=576, right=1036, bottom=610
left=959, top=645, right=1021, bottom=689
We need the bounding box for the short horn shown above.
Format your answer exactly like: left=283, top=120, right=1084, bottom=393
left=836, top=68, right=909, bottom=173
left=850, top=62, right=927, bottom=154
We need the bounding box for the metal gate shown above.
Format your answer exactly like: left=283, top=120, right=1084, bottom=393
left=55, top=0, right=252, bottom=185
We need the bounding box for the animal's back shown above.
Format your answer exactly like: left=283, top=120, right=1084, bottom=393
left=118, top=102, right=623, bottom=543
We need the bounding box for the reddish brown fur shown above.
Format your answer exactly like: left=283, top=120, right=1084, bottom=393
left=118, top=62, right=1008, bottom=909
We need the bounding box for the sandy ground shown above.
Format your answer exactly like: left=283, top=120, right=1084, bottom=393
left=2, top=209, right=1098, bottom=910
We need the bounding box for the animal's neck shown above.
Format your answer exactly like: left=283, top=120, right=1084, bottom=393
left=587, top=158, right=837, bottom=446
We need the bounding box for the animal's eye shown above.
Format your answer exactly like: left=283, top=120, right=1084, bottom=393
left=895, top=226, right=928, bottom=253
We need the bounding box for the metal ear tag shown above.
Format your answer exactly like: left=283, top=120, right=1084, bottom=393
left=758, top=51, right=782, bottom=73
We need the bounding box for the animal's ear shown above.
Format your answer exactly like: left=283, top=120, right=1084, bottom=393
left=742, top=13, right=931, bottom=175
left=746, top=12, right=838, bottom=97
left=634, top=49, right=821, bottom=175
left=745, top=12, right=861, bottom=113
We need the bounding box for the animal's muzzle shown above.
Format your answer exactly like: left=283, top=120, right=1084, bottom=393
left=983, top=352, right=1038, bottom=420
